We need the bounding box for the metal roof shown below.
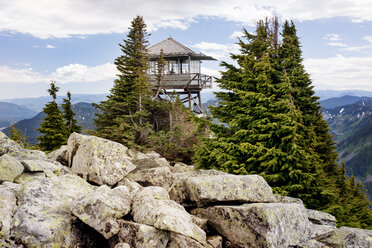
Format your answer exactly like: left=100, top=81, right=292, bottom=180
left=148, top=38, right=216, bottom=61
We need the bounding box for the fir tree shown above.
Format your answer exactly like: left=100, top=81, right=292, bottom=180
left=194, top=21, right=326, bottom=208
left=9, top=122, right=29, bottom=148
left=62, top=91, right=81, bottom=135
left=37, top=81, right=67, bottom=151
left=94, top=15, right=151, bottom=148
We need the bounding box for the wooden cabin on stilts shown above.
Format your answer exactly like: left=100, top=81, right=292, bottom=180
left=147, top=38, right=216, bottom=115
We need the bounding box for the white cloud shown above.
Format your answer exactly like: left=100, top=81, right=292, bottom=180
left=328, top=42, right=347, bottom=47
left=46, top=44, right=55, bottom=49
left=230, top=31, right=244, bottom=39
left=0, top=63, right=117, bottom=84
left=192, top=42, right=239, bottom=60
left=2, top=0, right=372, bottom=39
left=363, top=36, right=372, bottom=43
left=304, top=55, right=372, bottom=91
left=324, top=34, right=342, bottom=41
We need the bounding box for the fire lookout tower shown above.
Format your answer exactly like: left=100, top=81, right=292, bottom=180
left=147, top=38, right=216, bottom=114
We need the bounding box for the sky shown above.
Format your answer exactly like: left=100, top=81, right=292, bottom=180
left=1, top=0, right=372, bottom=99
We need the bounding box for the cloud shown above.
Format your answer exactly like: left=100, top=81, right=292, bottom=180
left=304, top=55, right=372, bottom=91
left=2, top=0, right=372, bottom=39
left=0, top=63, right=117, bottom=84
left=324, top=34, right=342, bottom=41
left=46, top=44, right=56, bottom=48
left=230, top=31, right=244, bottom=39
left=327, top=42, right=347, bottom=47
left=192, top=41, right=239, bottom=60
left=363, top=36, right=372, bottom=43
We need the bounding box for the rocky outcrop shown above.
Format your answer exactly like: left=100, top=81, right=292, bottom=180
left=0, top=131, right=371, bottom=248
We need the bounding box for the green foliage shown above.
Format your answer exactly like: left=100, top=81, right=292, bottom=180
left=37, top=81, right=68, bottom=152
left=94, top=15, right=152, bottom=148
left=62, top=91, right=81, bottom=134
left=194, top=18, right=372, bottom=228
left=9, top=122, right=29, bottom=148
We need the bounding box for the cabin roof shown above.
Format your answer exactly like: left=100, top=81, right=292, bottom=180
left=148, top=38, right=216, bottom=61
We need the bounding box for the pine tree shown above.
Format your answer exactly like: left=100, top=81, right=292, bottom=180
left=37, top=81, right=67, bottom=151
left=9, top=122, right=29, bottom=148
left=194, top=21, right=326, bottom=208
left=94, top=15, right=151, bottom=148
left=62, top=91, right=81, bottom=135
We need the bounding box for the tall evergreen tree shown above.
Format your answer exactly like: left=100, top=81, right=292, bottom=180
left=194, top=21, right=327, bottom=208
left=37, top=81, right=67, bottom=151
left=62, top=91, right=81, bottom=135
left=9, top=122, right=29, bottom=148
left=94, top=16, right=151, bottom=148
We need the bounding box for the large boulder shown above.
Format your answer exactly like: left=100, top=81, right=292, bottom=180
left=21, top=159, right=63, bottom=177
left=118, top=220, right=169, bottom=248
left=167, top=233, right=205, bottom=248
left=0, top=131, right=25, bottom=156
left=11, top=174, right=94, bottom=248
left=47, top=145, right=68, bottom=166
left=0, top=182, right=20, bottom=240
left=132, top=186, right=206, bottom=244
left=0, top=154, right=24, bottom=183
left=67, top=133, right=136, bottom=186
left=192, top=203, right=311, bottom=247
left=169, top=174, right=275, bottom=206
left=72, top=185, right=132, bottom=239
left=318, top=226, right=372, bottom=248
left=307, top=209, right=336, bottom=227
left=126, top=166, right=174, bottom=190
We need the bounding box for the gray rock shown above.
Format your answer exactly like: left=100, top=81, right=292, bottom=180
left=0, top=131, right=25, bottom=156
left=299, top=239, right=329, bottom=248
left=0, top=154, right=24, bottom=183
left=14, top=172, right=46, bottom=184
left=114, top=243, right=131, bottom=248
left=0, top=182, right=20, bottom=239
left=309, top=223, right=336, bottom=240
left=207, top=236, right=223, bottom=248
left=191, top=215, right=208, bottom=232
left=167, top=233, right=205, bottom=248
left=169, top=174, right=275, bottom=206
left=67, top=133, right=136, bottom=186
left=118, top=220, right=169, bottom=248
left=132, top=186, right=206, bottom=244
left=132, top=155, right=170, bottom=171
left=274, top=194, right=304, bottom=205
left=126, top=166, right=174, bottom=190
left=47, top=145, right=68, bottom=166
left=171, top=162, right=194, bottom=173
left=72, top=185, right=131, bottom=239
left=11, top=174, right=94, bottom=247
left=307, top=209, right=337, bottom=227
left=192, top=203, right=311, bottom=248
left=319, top=226, right=372, bottom=248
left=117, top=178, right=143, bottom=195
left=21, top=159, right=63, bottom=177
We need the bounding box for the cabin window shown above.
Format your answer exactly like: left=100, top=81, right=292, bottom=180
left=190, top=60, right=201, bottom=74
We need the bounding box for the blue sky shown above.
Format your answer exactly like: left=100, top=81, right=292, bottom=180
left=1, top=0, right=372, bottom=99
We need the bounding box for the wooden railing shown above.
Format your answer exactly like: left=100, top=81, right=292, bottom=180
left=148, top=73, right=212, bottom=90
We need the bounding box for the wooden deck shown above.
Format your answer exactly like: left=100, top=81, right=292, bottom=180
left=148, top=73, right=212, bottom=90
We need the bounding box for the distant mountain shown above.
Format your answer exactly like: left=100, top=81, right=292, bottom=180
left=0, top=102, right=37, bottom=128
left=1, top=93, right=108, bottom=113
left=323, top=100, right=372, bottom=202
left=3, top=102, right=98, bottom=144
left=320, top=95, right=372, bottom=109
left=316, top=90, right=372, bottom=101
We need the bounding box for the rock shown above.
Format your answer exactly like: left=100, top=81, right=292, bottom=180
left=192, top=203, right=311, bottom=247
left=169, top=174, right=275, bottom=206
left=299, top=239, right=329, bottom=248
left=72, top=185, right=131, bottom=239
left=0, top=131, right=25, bottom=156
left=21, top=159, right=63, bottom=177
left=0, top=182, right=20, bottom=239
left=114, top=243, right=131, bottom=248
left=118, top=220, right=169, bottom=248
left=307, top=209, right=337, bottom=227
left=132, top=186, right=206, bottom=244
left=309, top=223, right=336, bottom=240
left=67, top=133, right=136, bottom=186
left=47, top=145, right=68, bottom=166
left=167, top=233, right=205, bottom=248
left=130, top=150, right=170, bottom=170
left=11, top=174, right=94, bottom=247
left=191, top=215, right=208, bottom=232
left=0, top=154, right=24, bottom=183
left=207, top=236, right=223, bottom=248
left=117, top=178, right=143, bottom=195
left=126, top=166, right=174, bottom=190
left=274, top=194, right=304, bottom=205
left=171, top=162, right=194, bottom=173
left=319, top=226, right=372, bottom=248
left=14, top=172, right=46, bottom=184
